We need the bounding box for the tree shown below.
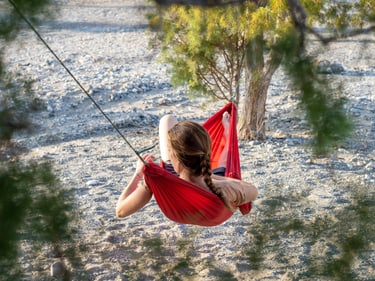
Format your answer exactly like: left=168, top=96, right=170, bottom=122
left=1, top=1, right=80, bottom=279
left=149, top=0, right=375, bottom=154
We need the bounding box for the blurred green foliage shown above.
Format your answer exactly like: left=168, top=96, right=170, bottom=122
left=0, top=0, right=57, bottom=41
left=271, top=29, right=354, bottom=155
left=1, top=0, right=80, bottom=280
left=0, top=161, right=79, bottom=280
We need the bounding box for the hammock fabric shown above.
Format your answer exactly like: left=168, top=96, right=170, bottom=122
left=144, top=103, right=252, bottom=226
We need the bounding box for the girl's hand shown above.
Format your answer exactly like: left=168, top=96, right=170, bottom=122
left=135, top=154, right=155, bottom=175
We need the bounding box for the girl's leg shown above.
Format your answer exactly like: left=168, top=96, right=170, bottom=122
left=217, top=112, right=230, bottom=169
left=159, top=114, right=178, bottom=162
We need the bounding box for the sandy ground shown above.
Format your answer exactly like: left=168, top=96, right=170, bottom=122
left=4, top=0, right=374, bottom=280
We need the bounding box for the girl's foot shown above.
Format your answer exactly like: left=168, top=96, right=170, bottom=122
left=222, top=112, right=230, bottom=138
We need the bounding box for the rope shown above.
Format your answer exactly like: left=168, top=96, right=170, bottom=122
left=8, top=0, right=147, bottom=165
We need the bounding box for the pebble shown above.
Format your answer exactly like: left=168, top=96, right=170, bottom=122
left=50, top=261, right=67, bottom=278
left=86, top=180, right=100, bottom=186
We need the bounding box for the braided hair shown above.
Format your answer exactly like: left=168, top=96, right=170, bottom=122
left=168, top=121, right=233, bottom=210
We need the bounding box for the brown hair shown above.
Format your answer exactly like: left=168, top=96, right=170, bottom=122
left=168, top=121, right=233, bottom=210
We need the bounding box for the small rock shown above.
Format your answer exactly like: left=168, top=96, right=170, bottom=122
left=365, top=161, right=375, bottom=171
left=50, top=261, right=66, bottom=278
left=317, top=60, right=345, bottom=74
left=317, top=60, right=331, bottom=73
left=86, top=179, right=100, bottom=186
left=330, top=63, right=345, bottom=74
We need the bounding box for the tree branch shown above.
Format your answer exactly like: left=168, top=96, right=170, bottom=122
left=287, top=0, right=375, bottom=46
left=307, top=25, right=375, bottom=45
left=152, top=0, right=247, bottom=7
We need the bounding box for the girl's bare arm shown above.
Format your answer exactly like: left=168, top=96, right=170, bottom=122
left=116, top=154, right=154, bottom=217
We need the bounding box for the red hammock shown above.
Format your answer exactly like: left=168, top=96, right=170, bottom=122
left=144, top=103, right=252, bottom=226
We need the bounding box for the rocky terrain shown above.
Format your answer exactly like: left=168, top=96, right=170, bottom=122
left=4, top=0, right=374, bottom=280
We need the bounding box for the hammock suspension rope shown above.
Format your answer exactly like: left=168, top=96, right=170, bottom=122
left=8, top=1, right=255, bottom=226
left=8, top=0, right=146, bottom=164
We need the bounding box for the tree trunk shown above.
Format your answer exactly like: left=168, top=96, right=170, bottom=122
left=238, top=71, right=269, bottom=140
left=238, top=35, right=281, bottom=140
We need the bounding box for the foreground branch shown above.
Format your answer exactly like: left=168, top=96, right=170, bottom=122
left=152, top=0, right=247, bottom=7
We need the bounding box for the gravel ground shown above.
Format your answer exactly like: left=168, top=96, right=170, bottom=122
left=5, top=0, right=374, bottom=280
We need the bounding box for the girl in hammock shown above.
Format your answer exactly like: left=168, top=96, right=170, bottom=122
left=116, top=112, right=258, bottom=218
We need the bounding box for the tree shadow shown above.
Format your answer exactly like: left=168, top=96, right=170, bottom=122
left=41, top=20, right=149, bottom=33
